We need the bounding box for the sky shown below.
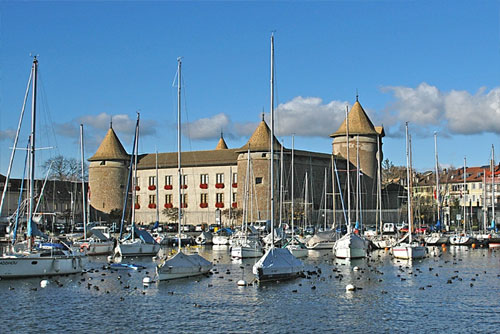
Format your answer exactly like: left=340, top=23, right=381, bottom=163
left=2, top=0, right=500, bottom=179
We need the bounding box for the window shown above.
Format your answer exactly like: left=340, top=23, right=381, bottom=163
left=232, top=192, right=237, bottom=202
left=232, top=173, right=237, bottom=183
left=149, top=195, right=156, bottom=204
left=181, top=174, right=188, bottom=186
left=216, top=193, right=224, bottom=203
left=200, top=193, right=208, bottom=204
left=255, top=177, right=263, bottom=184
left=134, top=177, right=139, bottom=187
left=216, top=173, right=224, bottom=183
left=181, top=194, right=188, bottom=207
left=200, top=174, right=209, bottom=184
left=149, top=176, right=156, bottom=186
left=165, top=175, right=172, bottom=186
left=165, top=194, right=172, bottom=204
left=135, top=195, right=140, bottom=204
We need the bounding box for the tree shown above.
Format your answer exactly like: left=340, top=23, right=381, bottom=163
left=382, top=158, right=406, bottom=185
left=222, top=208, right=243, bottom=225
left=42, top=155, right=87, bottom=181
left=162, top=207, right=179, bottom=222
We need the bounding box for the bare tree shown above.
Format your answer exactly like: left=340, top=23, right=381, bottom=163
left=42, top=155, right=87, bottom=181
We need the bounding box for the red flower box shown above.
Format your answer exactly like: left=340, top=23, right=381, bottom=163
left=135, top=186, right=140, bottom=191
left=200, top=183, right=208, bottom=189
left=200, top=202, right=208, bottom=208
left=232, top=202, right=238, bottom=208
left=134, top=203, right=140, bottom=209
left=215, top=202, right=224, bottom=208
left=181, top=203, right=188, bottom=208
left=232, top=183, right=238, bottom=188
left=164, top=185, right=173, bottom=190
left=180, top=184, right=188, bottom=189
left=148, top=185, right=156, bottom=191
left=164, top=203, right=173, bottom=209
left=215, top=183, right=225, bottom=189
left=148, top=203, right=157, bottom=209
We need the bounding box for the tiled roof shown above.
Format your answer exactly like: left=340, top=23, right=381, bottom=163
left=238, top=118, right=283, bottom=152
left=330, top=100, right=379, bottom=137
left=89, top=127, right=129, bottom=161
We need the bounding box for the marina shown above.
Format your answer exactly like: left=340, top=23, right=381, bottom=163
left=0, top=245, right=499, bottom=333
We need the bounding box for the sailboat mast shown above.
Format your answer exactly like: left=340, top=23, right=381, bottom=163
left=434, top=132, right=440, bottom=230
left=463, top=157, right=467, bottom=233
left=376, top=134, right=382, bottom=235
left=356, top=135, right=360, bottom=229
left=279, top=142, right=284, bottom=228
left=270, top=34, right=275, bottom=246
left=345, top=106, right=351, bottom=233
left=491, top=145, right=495, bottom=230
left=80, top=124, right=87, bottom=239
left=177, top=57, right=182, bottom=252
left=405, top=122, right=412, bottom=244
left=291, top=135, right=295, bottom=241
left=155, top=150, right=160, bottom=224
left=27, top=57, right=38, bottom=248
left=131, top=112, right=140, bottom=242
left=324, top=168, right=327, bottom=230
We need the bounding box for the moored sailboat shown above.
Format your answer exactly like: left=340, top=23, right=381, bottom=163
left=156, top=58, right=212, bottom=281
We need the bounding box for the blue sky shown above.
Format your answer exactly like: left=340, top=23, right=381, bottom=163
left=1, top=1, right=500, bottom=178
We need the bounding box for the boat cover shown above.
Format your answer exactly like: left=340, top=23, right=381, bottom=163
left=134, top=227, right=157, bottom=244
left=90, top=227, right=109, bottom=241
left=163, top=251, right=212, bottom=268
left=253, top=247, right=303, bottom=273
left=306, top=230, right=337, bottom=247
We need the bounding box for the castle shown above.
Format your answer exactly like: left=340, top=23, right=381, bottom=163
left=88, top=99, right=384, bottom=227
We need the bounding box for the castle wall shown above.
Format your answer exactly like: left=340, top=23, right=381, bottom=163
left=88, top=160, right=128, bottom=215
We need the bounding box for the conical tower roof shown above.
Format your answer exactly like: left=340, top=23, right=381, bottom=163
left=330, top=100, right=378, bottom=137
left=238, top=116, right=282, bottom=152
left=89, top=126, right=129, bottom=161
left=215, top=133, right=228, bottom=150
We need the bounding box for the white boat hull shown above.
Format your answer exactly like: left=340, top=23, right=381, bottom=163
left=77, top=240, right=115, bottom=255
left=424, top=234, right=449, bottom=245
left=115, top=240, right=160, bottom=257
left=0, top=253, right=86, bottom=278
left=449, top=235, right=475, bottom=246
left=212, top=235, right=229, bottom=245
left=286, top=245, right=308, bottom=258
left=156, top=251, right=212, bottom=281
left=306, top=241, right=336, bottom=250
left=392, top=243, right=426, bottom=259
left=333, top=233, right=368, bottom=259
left=231, top=245, right=263, bottom=258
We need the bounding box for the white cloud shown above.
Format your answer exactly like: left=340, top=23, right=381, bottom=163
left=381, top=83, right=500, bottom=137
left=274, top=96, right=349, bottom=137
left=182, top=113, right=231, bottom=140
left=0, top=129, right=16, bottom=142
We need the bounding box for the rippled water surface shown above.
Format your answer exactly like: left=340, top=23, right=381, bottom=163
left=1, top=246, right=499, bottom=333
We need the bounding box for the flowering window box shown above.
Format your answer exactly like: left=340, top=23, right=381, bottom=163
left=135, top=186, right=140, bottom=191
left=164, top=203, right=173, bottom=209
left=200, top=183, right=208, bottom=189
left=215, top=202, right=224, bottom=208
left=181, top=203, right=188, bottom=208
left=134, top=203, right=140, bottom=209
left=148, top=185, right=156, bottom=191
left=148, top=203, right=157, bottom=209
left=232, top=202, right=238, bottom=208
left=180, top=185, right=188, bottom=189
left=232, top=183, right=237, bottom=188
left=164, top=185, right=173, bottom=190
left=215, top=183, right=225, bottom=189
left=200, top=202, right=208, bottom=208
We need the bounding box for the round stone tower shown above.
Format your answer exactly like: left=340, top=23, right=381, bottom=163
left=330, top=98, right=384, bottom=210
left=88, top=124, right=130, bottom=216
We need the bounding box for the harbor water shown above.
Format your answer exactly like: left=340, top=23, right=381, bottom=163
left=1, top=246, right=499, bottom=333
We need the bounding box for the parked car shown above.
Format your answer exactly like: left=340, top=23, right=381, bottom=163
left=195, top=224, right=204, bottom=232
left=399, top=224, right=409, bottom=233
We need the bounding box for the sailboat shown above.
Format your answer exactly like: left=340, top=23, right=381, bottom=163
left=0, top=57, right=86, bottom=278
left=449, top=157, right=476, bottom=246
left=156, top=58, right=212, bottom=281
left=333, top=107, right=368, bottom=259
left=114, top=113, right=160, bottom=257
left=253, top=34, right=304, bottom=282
left=391, top=122, right=426, bottom=260
left=231, top=147, right=264, bottom=259
left=285, top=135, right=308, bottom=258
left=74, top=124, right=114, bottom=255
left=424, top=132, right=448, bottom=246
